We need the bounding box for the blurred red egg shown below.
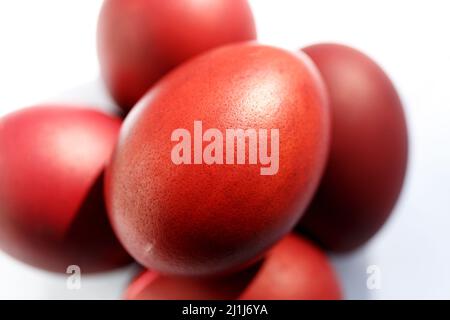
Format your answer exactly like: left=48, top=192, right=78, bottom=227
left=125, top=234, right=342, bottom=300
left=124, top=268, right=258, bottom=300
left=105, top=43, right=330, bottom=276
left=298, top=43, right=408, bottom=251
left=0, top=106, right=131, bottom=273
left=97, top=0, right=257, bottom=111
left=239, top=234, right=342, bottom=300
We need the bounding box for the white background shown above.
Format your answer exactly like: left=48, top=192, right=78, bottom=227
left=0, top=0, right=449, bottom=299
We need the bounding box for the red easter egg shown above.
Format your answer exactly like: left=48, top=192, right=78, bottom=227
left=125, top=234, right=342, bottom=300
left=298, top=43, right=408, bottom=251
left=97, top=0, right=257, bottom=111
left=0, top=106, right=131, bottom=272
left=106, top=43, right=330, bottom=276
left=239, top=234, right=342, bottom=300
left=124, top=268, right=257, bottom=300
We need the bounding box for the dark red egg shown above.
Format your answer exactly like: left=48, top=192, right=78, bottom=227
left=298, top=43, right=408, bottom=251
left=97, top=0, right=257, bottom=111
left=125, top=234, right=342, bottom=300
left=0, top=106, right=131, bottom=273
left=106, top=43, right=330, bottom=276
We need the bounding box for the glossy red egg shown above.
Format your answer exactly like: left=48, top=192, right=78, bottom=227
left=298, top=43, right=408, bottom=251
left=97, top=0, right=257, bottom=111
left=0, top=106, right=131, bottom=273
left=125, top=234, right=342, bottom=300
left=106, top=43, right=330, bottom=276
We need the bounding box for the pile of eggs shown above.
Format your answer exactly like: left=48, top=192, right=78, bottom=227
left=0, top=0, right=408, bottom=300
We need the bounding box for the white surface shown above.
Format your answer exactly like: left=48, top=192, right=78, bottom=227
left=0, top=0, right=449, bottom=299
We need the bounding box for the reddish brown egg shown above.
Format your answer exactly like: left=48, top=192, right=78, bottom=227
left=105, top=43, right=330, bottom=276
left=125, top=234, right=342, bottom=300
left=298, top=43, right=408, bottom=251
left=0, top=106, right=131, bottom=273
left=97, top=0, right=257, bottom=111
